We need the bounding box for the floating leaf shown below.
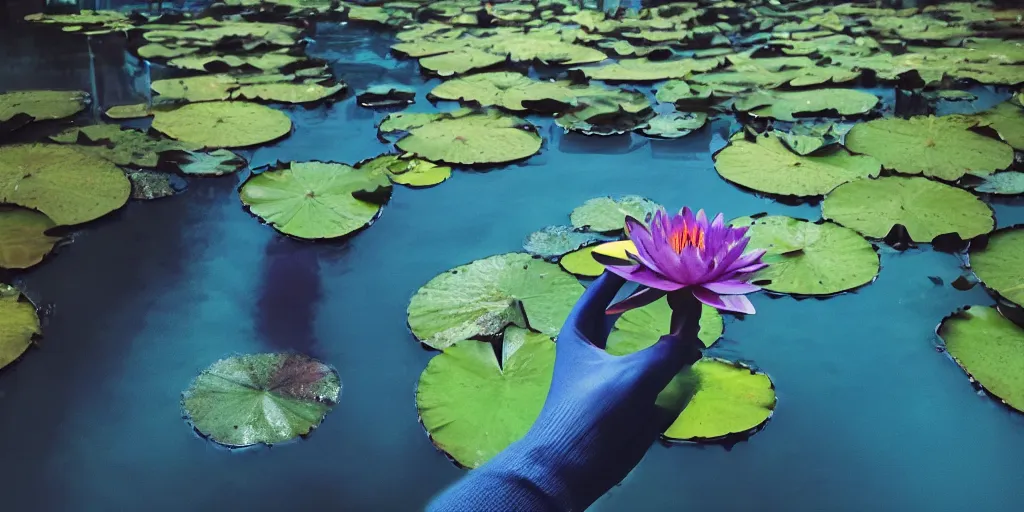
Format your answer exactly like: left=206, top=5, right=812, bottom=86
left=714, top=133, right=881, bottom=197
left=773, top=121, right=846, bottom=156
left=968, top=171, right=1024, bottom=195
left=419, top=48, right=506, bottom=77
left=523, top=225, right=605, bottom=259
left=167, top=51, right=304, bottom=72
left=937, top=306, right=1024, bottom=413
left=152, top=101, right=292, bottom=149
left=357, top=154, right=452, bottom=188
left=232, top=80, right=346, bottom=104
left=822, top=176, right=995, bottom=242
left=104, top=103, right=152, bottom=120
left=136, top=43, right=200, bottom=59
left=0, top=90, right=88, bottom=124
left=181, top=353, right=341, bottom=447
left=239, top=161, right=390, bottom=240
left=555, top=89, right=652, bottom=135
left=972, top=101, right=1024, bottom=151
left=478, top=33, right=607, bottom=65
left=734, top=89, right=879, bottom=121
left=357, top=85, right=416, bottom=108
left=0, top=207, right=59, bottom=270
left=416, top=328, right=554, bottom=469
left=969, top=227, right=1024, bottom=307
left=0, top=144, right=130, bottom=226
left=569, top=195, right=660, bottom=233
left=407, top=253, right=584, bottom=350
left=176, top=149, right=247, bottom=176
left=559, top=246, right=605, bottom=277
left=844, top=116, right=1014, bottom=181
left=662, top=359, right=776, bottom=443
left=606, top=298, right=724, bottom=354
left=640, top=111, right=708, bottom=139
left=152, top=74, right=237, bottom=102
left=50, top=124, right=195, bottom=168
left=730, top=216, right=879, bottom=295
left=577, top=57, right=722, bottom=82
left=382, top=110, right=542, bottom=166
left=0, top=284, right=41, bottom=371
left=428, top=72, right=575, bottom=111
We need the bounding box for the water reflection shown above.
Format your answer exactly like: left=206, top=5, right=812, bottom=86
left=256, top=236, right=323, bottom=356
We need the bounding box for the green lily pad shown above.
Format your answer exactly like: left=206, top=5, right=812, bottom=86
left=391, top=39, right=467, bottom=58
left=0, top=284, right=41, bottom=371
left=382, top=110, right=542, bottom=166
left=773, top=121, right=847, bottom=156
left=428, top=72, right=575, bottom=111
left=968, top=171, right=1024, bottom=195
left=606, top=298, right=724, bottom=354
left=734, top=89, right=879, bottom=121
left=152, top=74, right=237, bottom=102
left=822, top=176, right=995, bottom=242
left=523, top=225, right=605, bottom=259
left=419, top=48, right=506, bottom=77
left=969, top=227, right=1024, bottom=307
left=181, top=353, right=341, bottom=447
left=558, top=246, right=605, bottom=277
left=104, top=103, right=152, bottom=120
left=937, top=306, right=1024, bottom=413
left=844, top=116, right=1014, bottom=181
left=407, top=253, right=584, bottom=350
left=357, top=154, right=452, bottom=188
left=569, top=195, right=660, bottom=233
left=136, top=43, right=200, bottom=60
left=714, top=133, right=881, bottom=197
left=0, top=90, right=88, bottom=124
left=0, top=144, right=130, bottom=226
left=167, top=51, right=304, bottom=72
left=416, top=327, right=554, bottom=468
left=478, top=33, right=608, bottom=65
left=730, top=216, right=879, bottom=295
left=972, top=101, right=1024, bottom=151
left=232, top=81, right=347, bottom=104
left=662, top=359, right=776, bottom=442
left=50, top=124, right=195, bottom=168
left=152, top=101, right=292, bottom=149
left=143, top=20, right=301, bottom=48
left=239, top=161, right=390, bottom=240
left=0, top=207, right=59, bottom=270
left=692, top=64, right=859, bottom=90
left=555, top=89, right=653, bottom=135
left=577, top=57, right=723, bottom=82
left=176, top=149, right=247, bottom=176
left=640, top=111, right=709, bottom=139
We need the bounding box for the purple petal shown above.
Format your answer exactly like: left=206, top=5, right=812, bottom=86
left=702, top=280, right=762, bottom=295
left=605, top=264, right=686, bottom=292
left=606, top=288, right=668, bottom=315
left=732, top=262, right=769, bottom=274
left=692, top=287, right=757, bottom=314
left=625, top=217, right=665, bottom=273
left=695, top=209, right=709, bottom=231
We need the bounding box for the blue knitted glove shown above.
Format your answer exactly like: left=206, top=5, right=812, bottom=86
left=427, top=272, right=704, bottom=512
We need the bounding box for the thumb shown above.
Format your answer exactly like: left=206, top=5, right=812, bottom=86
left=631, top=291, right=704, bottom=390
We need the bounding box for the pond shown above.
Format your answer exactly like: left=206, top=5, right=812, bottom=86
left=1, top=2, right=1023, bottom=511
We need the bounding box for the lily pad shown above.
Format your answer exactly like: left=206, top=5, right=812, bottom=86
left=152, top=74, right=237, bottom=102
left=382, top=110, right=542, bottom=166
left=558, top=246, right=605, bottom=277
left=407, top=253, right=584, bottom=350
left=0, top=144, right=130, bottom=226
left=478, top=34, right=608, bottom=65
left=714, top=133, right=881, bottom=197
left=416, top=327, right=554, bottom=468
left=937, top=306, right=1024, bottom=412
left=239, top=161, right=391, bottom=240
left=181, top=353, right=341, bottom=447
left=663, top=359, right=776, bottom=442
left=968, top=171, right=1024, bottom=195
left=127, top=170, right=185, bottom=200
left=844, top=115, right=1014, bottom=181
left=0, top=90, right=88, bottom=124
left=606, top=298, right=724, bottom=354
left=555, top=89, right=653, bottom=135
left=232, top=81, right=347, bottom=104
left=730, top=216, right=879, bottom=295
left=577, top=57, right=723, bottom=82
left=357, top=154, right=452, bottom=188
left=822, top=176, right=995, bottom=242
left=969, top=227, right=1024, bottom=307
left=0, top=284, right=41, bottom=371
left=175, top=149, right=247, bottom=176
left=167, top=51, right=304, bottom=72
left=152, top=101, right=292, bottom=149
left=428, top=72, right=575, bottom=111
left=419, top=48, right=506, bottom=77
left=973, top=101, right=1024, bottom=151
left=104, top=103, right=152, bottom=120
left=0, top=207, right=59, bottom=270
left=136, top=43, right=200, bottom=60
left=523, top=225, right=605, bottom=259
left=357, top=85, right=416, bottom=108
left=640, top=111, right=709, bottom=139
left=50, top=124, right=195, bottom=168
left=569, top=195, right=660, bottom=233
left=734, top=89, right=879, bottom=121
left=774, top=121, right=847, bottom=156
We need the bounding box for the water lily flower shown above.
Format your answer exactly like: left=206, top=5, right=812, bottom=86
left=595, top=207, right=767, bottom=315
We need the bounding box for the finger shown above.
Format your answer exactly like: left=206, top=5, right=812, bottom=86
left=629, top=292, right=704, bottom=390
left=567, top=272, right=626, bottom=338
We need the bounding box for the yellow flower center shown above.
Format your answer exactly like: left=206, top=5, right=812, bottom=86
left=669, top=223, right=705, bottom=254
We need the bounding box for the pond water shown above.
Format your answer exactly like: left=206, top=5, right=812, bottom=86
left=2, top=5, right=1024, bottom=512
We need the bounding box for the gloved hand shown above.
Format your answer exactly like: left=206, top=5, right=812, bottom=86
left=427, top=272, right=704, bottom=512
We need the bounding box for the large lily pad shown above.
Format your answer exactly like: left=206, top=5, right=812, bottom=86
left=937, top=306, right=1024, bottom=412
left=0, top=90, right=88, bottom=125
left=523, top=225, right=605, bottom=259
left=570, top=195, right=660, bottom=233
left=407, top=253, right=584, bottom=350
left=730, top=216, right=879, bottom=295
left=844, top=115, right=1014, bottom=181
left=382, top=110, right=542, bottom=166
left=428, top=72, right=575, bottom=111
left=50, top=124, right=195, bottom=168
left=663, top=359, right=776, bottom=443
left=714, top=133, right=881, bottom=197
left=478, top=33, right=608, bottom=65
left=734, top=89, right=879, bottom=121
left=606, top=298, right=724, bottom=355
left=0, top=144, right=130, bottom=226
left=0, top=207, right=59, bottom=270
left=239, top=161, right=391, bottom=240
left=0, top=284, right=41, bottom=371
left=822, top=176, right=995, bottom=242
left=357, top=154, right=452, bottom=188
left=416, top=327, right=554, bottom=468
left=419, top=48, right=506, bottom=77
left=151, top=101, right=292, bottom=149
left=969, top=227, right=1024, bottom=307
left=577, top=57, right=722, bottom=82
left=181, top=353, right=341, bottom=447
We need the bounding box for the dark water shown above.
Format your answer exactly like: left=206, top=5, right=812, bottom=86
left=2, top=21, right=1024, bottom=512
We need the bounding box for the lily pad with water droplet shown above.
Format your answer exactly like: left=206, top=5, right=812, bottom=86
left=239, top=161, right=390, bottom=240
left=0, top=207, right=59, bottom=270
left=407, top=253, right=584, bottom=350
left=570, top=195, right=660, bottom=233
left=0, top=284, right=40, bottom=371
left=416, top=327, right=554, bottom=468
left=844, top=115, right=1014, bottom=181
left=151, top=101, right=292, bottom=149
left=523, top=225, right=605, bottom=260
left=730, top=215, right=879, bottom=295
left=937, top=306, right=1024, bottom=413
left=181, top=353, right=341, bottom=447
left=969, top=227, right=1024, bottom=307
left=606, top=298, right=724, bottom=354
left=822, top=176, right=995, bottom=242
